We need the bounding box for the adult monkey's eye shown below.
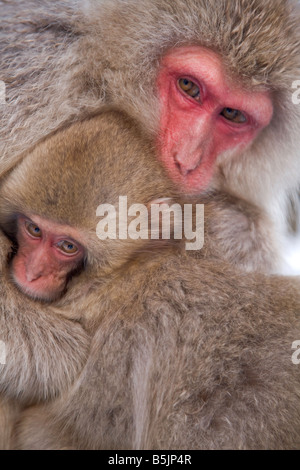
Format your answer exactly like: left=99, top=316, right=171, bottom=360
left=25, top=221, right=42, bottom=238
left=221, top=108, right=247, bottom=124
left=178, top=78, right=201, bottom=101
left=57, top=240, right=79, bottom=255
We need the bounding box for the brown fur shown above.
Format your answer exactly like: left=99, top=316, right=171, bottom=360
left=0, top=397, right=19, bottom=450
left=0, top=229, right=90, bottom=449
left=16, top=259, right=300, bottom=450
left=0, top=128, right=91, bottom=449
left=0, top=110, right=297, bottom=449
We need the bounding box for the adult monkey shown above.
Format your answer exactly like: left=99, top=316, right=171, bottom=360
left=1, top=0, right=300, bottom=273
left=0, top=110, right=297, bottom=450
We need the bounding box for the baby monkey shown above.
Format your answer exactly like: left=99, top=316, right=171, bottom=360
left=0, top=110, right=181, bottom=314
left=10, top=215, right=85, bottom=302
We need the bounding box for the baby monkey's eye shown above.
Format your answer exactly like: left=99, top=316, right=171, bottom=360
left=178, top=78, right=201, bottom=101
left=221, top=107, right=247, bottom=124
left=25, top=221, right=42, bottom=238
left=57, top=240, right=79, bottom=255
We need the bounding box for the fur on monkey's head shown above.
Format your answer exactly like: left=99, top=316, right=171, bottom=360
left=0, top=110, right=178, bottom=270
left=83, top=0, right=300, bottom=129
left=88, top=0, right=300, bottom=90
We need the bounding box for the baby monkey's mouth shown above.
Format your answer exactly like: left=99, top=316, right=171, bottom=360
left=11, top=269, right=66, bottom=303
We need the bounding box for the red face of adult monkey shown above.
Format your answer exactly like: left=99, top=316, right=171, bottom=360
left=87, top=0, right=300, bottom=204
left=157, top=46, right=274, bottom=192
